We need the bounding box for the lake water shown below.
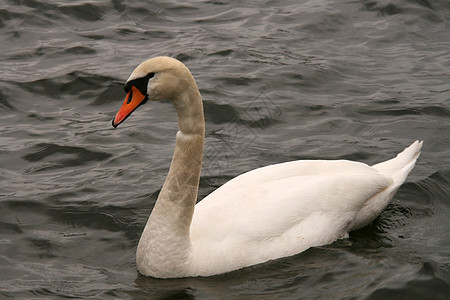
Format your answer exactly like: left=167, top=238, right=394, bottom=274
left=1, top=0, right=449, bottom=299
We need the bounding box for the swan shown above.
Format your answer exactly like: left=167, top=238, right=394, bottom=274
left=111, top=56, right=422, bottom=278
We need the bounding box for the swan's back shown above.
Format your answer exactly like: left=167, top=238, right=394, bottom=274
left=192, top=160, right=388, bottom=241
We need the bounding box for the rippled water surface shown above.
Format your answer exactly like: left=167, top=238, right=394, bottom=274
left=1, top=0, right=449, bottom=299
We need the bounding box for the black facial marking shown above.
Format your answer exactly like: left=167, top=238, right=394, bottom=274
left=126, top=89, right=133, bottom=104
left=124, top=72, right=155, bottom=95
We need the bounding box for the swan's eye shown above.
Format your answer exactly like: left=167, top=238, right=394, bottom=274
left=124, top=72, right=155, bottom=95
left=126, top=89, right=133, bottom=104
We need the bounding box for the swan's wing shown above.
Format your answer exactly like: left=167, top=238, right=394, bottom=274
left=192, top=160, right=392, bottom=244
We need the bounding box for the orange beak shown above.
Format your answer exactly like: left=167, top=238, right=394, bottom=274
left=112, top=86, right=148, bottom=128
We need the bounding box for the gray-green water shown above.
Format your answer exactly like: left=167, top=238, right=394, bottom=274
left=1, top=0, right=449, bottom=299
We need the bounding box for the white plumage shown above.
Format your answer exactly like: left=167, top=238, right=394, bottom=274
left=190, top=143, right=422, bottom=276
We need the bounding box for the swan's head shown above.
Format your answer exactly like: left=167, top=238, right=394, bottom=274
left=112, top=56, right=196, bottom=128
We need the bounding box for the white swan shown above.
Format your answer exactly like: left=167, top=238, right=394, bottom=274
left=112, top=56, right=422, bottom=278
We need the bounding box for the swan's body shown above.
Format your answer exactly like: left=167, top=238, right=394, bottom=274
left=112, top=57, right=422, bottom=278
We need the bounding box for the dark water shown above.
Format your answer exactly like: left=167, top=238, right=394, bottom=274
left=1, top=0, right=449, bottom=299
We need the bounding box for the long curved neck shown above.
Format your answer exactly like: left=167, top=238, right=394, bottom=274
left=156, top=75, right=205, bottom=224
left=137, top=78, right=204, bottom=277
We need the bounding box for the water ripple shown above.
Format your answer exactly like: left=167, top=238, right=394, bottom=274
left=22, top=143, right=112, bottom=173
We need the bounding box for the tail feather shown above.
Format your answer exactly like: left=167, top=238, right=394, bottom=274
left=373, top=140, right=423, bottom=185
left=349, top=141, right=423, bottom=231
